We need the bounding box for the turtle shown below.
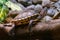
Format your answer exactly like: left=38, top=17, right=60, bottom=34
left=6, top=7, right=47, bottom=26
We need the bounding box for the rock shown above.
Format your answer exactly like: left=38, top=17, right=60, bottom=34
left=54, top=1, right=60, bottom=7
left=50, top=0, right=58, bottom=2
left=17, top=0, right=32, bottom=7
left=34, top=4, right=42, bottom=12
left=26, top=5, right=35, bottom=10
left=53, top=10, right=59, bottom=19
left=42, top=0, right=51, bottom=6
left=54, top=0, right=60, bottom=12
left=47, top=7, right=58, bottom=16
left=17, top=0, right=32, bottom=4
left=32, top=0, right=42, bottom=4
left=41, top=16, right=53, bottom=22
left=17, top=0, right=28, bottom=2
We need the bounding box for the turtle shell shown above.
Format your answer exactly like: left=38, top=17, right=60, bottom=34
left=11, top=10, right=39, bottom=25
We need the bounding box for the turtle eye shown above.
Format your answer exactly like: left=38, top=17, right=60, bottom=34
left=9, top=8, right=11, bottom=10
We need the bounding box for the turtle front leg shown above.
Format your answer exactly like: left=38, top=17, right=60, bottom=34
left=28, top=16, right=41, bottom=28
left=8, top=27, right=15, bottom=37
left=28, top=20, right=34, bottom=39
left=3, top=23, right=15, bottom=37
left=28, top=20, right=34, bottom=32
left=28, top=16, right=41, bottom=39
left=28, top=18, right=41, bottom=32
left=3, top=23, right=16, bottom=40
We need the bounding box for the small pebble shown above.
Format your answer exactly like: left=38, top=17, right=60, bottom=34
left=47, top=7, right=58, bottom=16
left=41, top=16, right=53, bottom=22
left=53, top=10, right=59, bottom=18
left=54, top=0, right=60, bottom=11
left=32, top=0, right=42, bottom=4
left=34, top=4, right=42, bottom=12
left=42, top=0, right=51, bottom=6
left=50, top=0, right=58, bottom=2
left=26, top=5, right=35, bottom=10
left=54, top=1, right=60, bottom=8
left=17, top=0, right=28, bottom=2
